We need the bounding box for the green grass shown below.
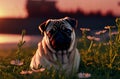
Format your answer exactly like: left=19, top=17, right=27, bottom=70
left=0, top=18, right=120, bottom=79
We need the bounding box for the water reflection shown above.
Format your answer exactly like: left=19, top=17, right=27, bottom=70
left=0, top=34, right=42, bottom=49
left=0, top=34, right=31, bottom=44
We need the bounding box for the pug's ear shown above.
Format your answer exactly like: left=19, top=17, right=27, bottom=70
left=64, top=17, right=78, bottom=29
left=39, top=20, right=50, bottom=34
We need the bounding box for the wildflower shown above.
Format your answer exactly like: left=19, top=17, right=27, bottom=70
left=20, top=70, right=33, bottom=75
left=80, top=28, right=91, bottom=31
left=87, top=36, right=100, bottom=41
left=10, top=60, right=23, bottom=66
left=87, top=36, right=94, bottom=40
left=104, top=26, right=116, bottom=29
left=104, top=26, right=111, bottom=29
left=111, top=31, right=119, bottom=35
left=94, top=37, right=100, bottom=41
left=95, top=30, right=107, bottom=35
left=32, top=68, right=45, bottom=73
left=20, top=68, right=45, bottom=75
left=78, top=73, right=91, bottom=78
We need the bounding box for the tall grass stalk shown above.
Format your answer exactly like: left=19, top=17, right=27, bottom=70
left=16, top=30, right=26, bottom=60
left=88, top=40, right=93, bottom=52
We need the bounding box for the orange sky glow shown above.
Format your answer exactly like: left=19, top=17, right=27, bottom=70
left=56, top=0, right=120, bottom=16
left=0, top=0, right=28, bottom=18
left=0, top=0, right=120, bottom=18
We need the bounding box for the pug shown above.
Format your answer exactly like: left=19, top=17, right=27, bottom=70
left=30, top=17, right=80, bottom=74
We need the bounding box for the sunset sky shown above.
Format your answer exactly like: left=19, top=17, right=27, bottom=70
left=0, top=0, right=120, bottom=18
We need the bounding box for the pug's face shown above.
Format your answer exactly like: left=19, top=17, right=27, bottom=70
left=39, top=17, right=77, bottom=51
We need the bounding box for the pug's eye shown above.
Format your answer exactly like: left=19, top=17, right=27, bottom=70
left=66, top=29, right=71, bottom=33
left=64, top=29, right=72, bottom=36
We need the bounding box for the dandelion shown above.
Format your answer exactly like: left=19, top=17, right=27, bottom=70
left=95, top=30, right=107, bottom=35
left=78, top=73, right=91, bottom=78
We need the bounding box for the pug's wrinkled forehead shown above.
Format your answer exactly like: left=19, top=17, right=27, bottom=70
left=39, top=17, right=77, bottom=33
left=46, top=19, right=73, bottom=32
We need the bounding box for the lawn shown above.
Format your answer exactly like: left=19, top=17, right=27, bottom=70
left=0, top=18, right=120, bottom=79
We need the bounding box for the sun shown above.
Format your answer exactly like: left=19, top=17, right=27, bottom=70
left=0, top=38, right=6, bottom=43
left=0, top=10, right=6, bottom=18
left=0, top=9, right=14, bottom=18
left=0, top=9, right=12, bottom=18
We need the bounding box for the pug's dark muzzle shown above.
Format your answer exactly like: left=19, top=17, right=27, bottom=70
left=49, top=31, right=71, bottom=51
